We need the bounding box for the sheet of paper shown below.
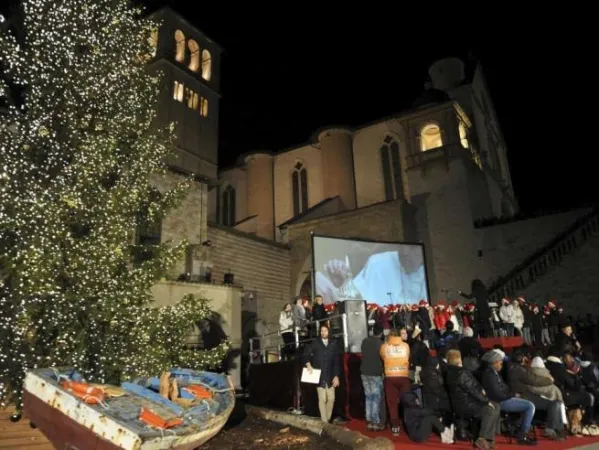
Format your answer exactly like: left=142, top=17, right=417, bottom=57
left=301, top=368, right=321, bottom=384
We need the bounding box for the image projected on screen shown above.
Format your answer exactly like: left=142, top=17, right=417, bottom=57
left=313, top=236, right=429, bottom=306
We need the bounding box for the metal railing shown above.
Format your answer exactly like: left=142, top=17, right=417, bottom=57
left=248, top=314, right=349, bottom=365
left=248, top=314, right=350, bottom=414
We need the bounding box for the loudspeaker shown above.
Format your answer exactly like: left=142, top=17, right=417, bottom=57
left=340, top=300, right=368, bottom=353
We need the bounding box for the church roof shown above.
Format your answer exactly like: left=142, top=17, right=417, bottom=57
left=278, top=196, right=342, bottom=228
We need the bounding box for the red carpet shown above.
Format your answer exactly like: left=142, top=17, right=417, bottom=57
left=345, top=419, right=599, bottom=449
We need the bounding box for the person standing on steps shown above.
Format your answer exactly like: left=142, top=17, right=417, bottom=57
left=459, top=279, right=492, bottom=338
left=304, top=324, right=341, bottom=423
left=380, top=328, right=411, bottom=436
left=360, top=324, right=385, bottom=431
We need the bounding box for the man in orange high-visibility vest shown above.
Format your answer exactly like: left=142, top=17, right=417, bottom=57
left=380, top=328, right=411, bottom=436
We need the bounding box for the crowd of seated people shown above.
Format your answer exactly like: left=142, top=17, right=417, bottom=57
left=278, top=293, right=599, bottom=448
left=359, top=303, right=599, bottom=449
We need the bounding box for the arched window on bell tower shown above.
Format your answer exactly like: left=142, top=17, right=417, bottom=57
left=420, top=123, right=443, bottom=151
left=221, top=185, right=236, bottom=226
left=380, top=136, right=404, bottom=201
left=292, top=162, right=308, bottom=216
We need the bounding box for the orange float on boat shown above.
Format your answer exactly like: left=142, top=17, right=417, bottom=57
left=182, top=384, right=213, bottom=399
left=60, top=380, right=106, bottom=405
left=139, top=407, right=183, bottom=429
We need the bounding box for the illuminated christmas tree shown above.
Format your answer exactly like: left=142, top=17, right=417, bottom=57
left=0, top=0, right=230, bottom=413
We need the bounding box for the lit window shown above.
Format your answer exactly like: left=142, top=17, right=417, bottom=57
left=188, top=40, right=200, bottom=72
left=173, top=81, right=184, bottom=102
left=420, top=124, right=443, bottom=151
left=459, top=122, right=469, bottom=148
left=201, top=49, right=212, bottom=81
left=192, top=93, right=199, bottom=110
left=200, top=98, right=208, bottom=117
left=186, top=88, right=194, bottom=108
left=174, top=30, right=185, bottom=63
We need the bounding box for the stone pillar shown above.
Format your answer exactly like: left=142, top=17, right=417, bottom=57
left=318, top=128, right=356, bottom=209
left=245, top=152, right=274, bottom=240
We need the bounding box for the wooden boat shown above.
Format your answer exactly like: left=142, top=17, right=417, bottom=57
left=23, top=367, right=235, bottom=450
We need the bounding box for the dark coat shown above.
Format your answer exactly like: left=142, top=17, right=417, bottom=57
left=545, top=358, right=584, bottom=394
left=417, top=307, right=432, bottom=333
left=581, top=363, right=599, bottom=391
left=410, top=339, right=429, bottom=369
left=553, top=332, right=577, bottom=353
left=420, top=357, right=451, bottom=413
left=401, top=390, right=437, bottom=443
left=304, top=338, right=341, bottom=388
left=458, top=336, right=483, bottom=359
left=446, top=365, right=489, bottom=416
left=312, top=303, right=327, bottom=324
left=460, top=280, right=490, bottom=325
left=481, top=367, right=513, bottom=403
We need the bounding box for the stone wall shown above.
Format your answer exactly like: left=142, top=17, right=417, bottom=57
left=522, top=231, right=599, bottom=315
left=152, top=172, right=208, bottom=277
left=478, top=208, right=591, bottom=285
left=286, top=199, right=417, bottom=297
left=207, top=224, right=292, bottom=332
left=151, top=281, right=243, bottom=387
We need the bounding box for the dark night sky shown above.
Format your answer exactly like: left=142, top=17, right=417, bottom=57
left=5, top=1, right=594, bottom=214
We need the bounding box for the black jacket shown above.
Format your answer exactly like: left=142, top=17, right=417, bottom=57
left=547, top=310, right=559, bottom=327
left=417, top=307, right=432, bottom=333
left=312, top=303, right=327, bottom=324
left=530, top=312, right=543, bottom=333
left=458, top=336, right=483, bottom=359
left=460, top=281, right=490, bottom=325
left=360, top=336, right=383, bottom=376
left=421, top=357, right=451, bottom=413
left=402, top=390, right=437, bottom=443
left=304, top=338, right=341, bottom=388
left=545, top=358, right=584, bottom=394
left=581, top=363, right=599, bottom=391
left=481, top=367, right=512, bottom=403
left=446, top=365, right=489, bottom=416
left=410, top=340, right=429, bottom=369
left=554, top=332, right=577, bottom=353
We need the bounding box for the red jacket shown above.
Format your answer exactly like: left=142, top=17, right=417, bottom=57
left=433, top=308, right=451, bottom=330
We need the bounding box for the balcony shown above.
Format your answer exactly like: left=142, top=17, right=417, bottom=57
left=406, top=143, right=482, bottom=172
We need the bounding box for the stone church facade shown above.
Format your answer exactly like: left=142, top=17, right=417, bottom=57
left=206, top=54, right=598, bottom=329
left=142, top=8, right=598, bottom=339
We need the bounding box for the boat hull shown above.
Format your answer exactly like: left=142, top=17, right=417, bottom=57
left=23, top=370, right=234, bottom=450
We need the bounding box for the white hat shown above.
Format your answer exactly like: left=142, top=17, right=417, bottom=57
left=531, top=356, right=545, bottom=369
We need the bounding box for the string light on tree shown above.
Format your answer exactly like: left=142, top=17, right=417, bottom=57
left=0, top=0, right=229, bottom=412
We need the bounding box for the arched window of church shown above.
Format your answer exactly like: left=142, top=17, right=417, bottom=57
left=420, top=123, right=443, bottom=151
left=222, top=185, right=236, bottom=226
left=292, top=162, right=308, bottom=216
left=134, top=188, right=162, bottom=264
left=380, top=136, right=404, bottom=201
left=174, top=30, right=186, bottom=63
left=201, top=49, right=212, bottom=81
left=459, top=122, right=469, bottom=148
left=188, top=40, right=200, bottom=72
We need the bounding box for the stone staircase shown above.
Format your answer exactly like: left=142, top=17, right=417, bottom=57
left=488, top=207, right=599, bottom=304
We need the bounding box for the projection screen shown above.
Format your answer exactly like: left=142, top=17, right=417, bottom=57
left=312, top=235, right=430, bottom=306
